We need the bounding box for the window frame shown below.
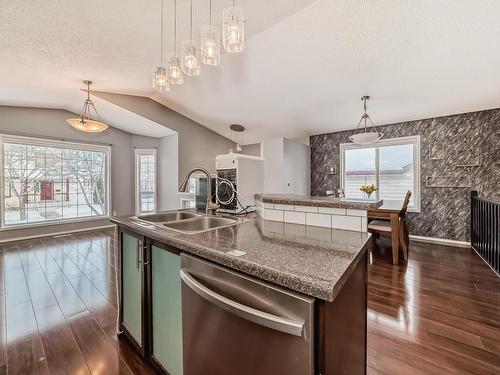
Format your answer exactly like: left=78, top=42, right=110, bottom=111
left=0, top=134, right=111, bottom=230
left=134, top=148, right=158, bottom=216
left=340, top=135, right=421, bottom=212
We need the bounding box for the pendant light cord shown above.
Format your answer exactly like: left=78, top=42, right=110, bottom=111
left=174, top=0, right=177, bottom=54
left=190, top=0, right=193, bottom=40
left=209, top=0, right=212, bottom=28
left=160, top=0, right=164, bottom=66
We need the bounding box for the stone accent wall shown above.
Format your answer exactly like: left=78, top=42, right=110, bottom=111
left=310, top=108, right=500, bottom=241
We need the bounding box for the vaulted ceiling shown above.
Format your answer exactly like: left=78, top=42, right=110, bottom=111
left=1, top=0, right=499, bottom=143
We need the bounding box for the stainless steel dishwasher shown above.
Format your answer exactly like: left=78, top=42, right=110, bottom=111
left=180, top=254, right=315, bottom=375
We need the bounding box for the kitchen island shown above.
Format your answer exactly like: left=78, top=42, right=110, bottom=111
left=256, top=193, right=383, bottom=232
left=111, top=210, right=371, bottom=375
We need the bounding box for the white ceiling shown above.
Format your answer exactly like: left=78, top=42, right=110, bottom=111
left=1, top=0, right=500, bottom=143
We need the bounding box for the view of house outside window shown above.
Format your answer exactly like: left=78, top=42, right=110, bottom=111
left=1, top=136, right=110, bottom=227
left=341, top=136, right=420, bottom=211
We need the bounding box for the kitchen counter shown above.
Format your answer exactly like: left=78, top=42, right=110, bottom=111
left=256, top=193, right=383, bottom=210
left=111, top=212, right=371, bottom=302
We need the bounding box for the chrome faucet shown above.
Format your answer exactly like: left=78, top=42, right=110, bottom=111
left=179, top=167, right=219, bottom=215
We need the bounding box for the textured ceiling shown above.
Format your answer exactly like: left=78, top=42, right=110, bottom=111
left=1, top=0, right=500, bottom=142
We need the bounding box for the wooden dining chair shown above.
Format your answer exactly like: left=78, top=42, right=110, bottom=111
left=368, top=191, right=412, bottom=263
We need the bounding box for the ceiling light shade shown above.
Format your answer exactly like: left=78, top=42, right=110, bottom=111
left=67, top=80, right=109, bottom=133
left=222, top=6, right=244, bottom=53
left=168, top=56, right=184, bottom=84
left=349, top=96, right=383, bottom=145
left=181, top=40, right=201, bottom=76
left=153, top=66, right=171, bottom=91
left=200, top=25, right=221, bottom=65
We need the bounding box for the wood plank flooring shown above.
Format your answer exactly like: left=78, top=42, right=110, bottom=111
left=0, top=229, right=498, bottom=374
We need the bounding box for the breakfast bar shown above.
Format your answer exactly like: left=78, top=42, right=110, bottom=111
left=255, top=193, right=383, bottom=232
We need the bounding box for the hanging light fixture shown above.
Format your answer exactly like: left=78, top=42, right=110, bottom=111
left=229, top=124, right=245, bottom=153
left=222, top=0, right=245, bottom=53
left=67, top=81, right=109, bottom=133
left=181, top=0, right=201, bottom=76
left=349, top=96, right=384, bottom=145
left=200, top=0, right=221, bottom=65
left=168, top=0, right=184, bottom=84
left=153, top=0, right=171, bottom=91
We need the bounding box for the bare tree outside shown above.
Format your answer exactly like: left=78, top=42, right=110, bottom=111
left=3, top=142, right=107, bottom=225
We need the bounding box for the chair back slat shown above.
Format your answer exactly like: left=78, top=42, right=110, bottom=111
left=400, top=191, right=412, bottom=217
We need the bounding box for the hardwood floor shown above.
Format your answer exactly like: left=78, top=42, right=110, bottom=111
left=0, top=229, right=498, bottom=374
left=368, top=239, right=500, bottom=375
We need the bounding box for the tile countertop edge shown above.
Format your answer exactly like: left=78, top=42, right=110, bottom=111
left=255, top=194, right=383, bottom=210
left=110, top=217, right=371, bottom=302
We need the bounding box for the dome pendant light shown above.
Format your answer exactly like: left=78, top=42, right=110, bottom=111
left=67, top=81, right=109, bottom=133
left=200, top=0, right=221, bottom=66
left=222, top=0, right=245, bottom=53
left=168, top=0, right=184, bottom=84
left=153, top=0, right=171, bottom=91
left=349, top=96, right=383, bottom=145
left=181, top=0, right=201, bottom=76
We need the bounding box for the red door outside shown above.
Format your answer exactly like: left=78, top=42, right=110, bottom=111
left=40, top=181, right=54, bottom=201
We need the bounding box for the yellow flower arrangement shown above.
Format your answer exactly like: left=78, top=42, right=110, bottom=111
left=360, top=184, right=378, bottom=198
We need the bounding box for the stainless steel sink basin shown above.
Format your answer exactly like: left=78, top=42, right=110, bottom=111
left=138, top=211, right=201, bottom=223
left=163, top=216, right=239, bottom=234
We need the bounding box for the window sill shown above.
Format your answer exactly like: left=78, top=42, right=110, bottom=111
left=0, top=215, right=110, bottom=231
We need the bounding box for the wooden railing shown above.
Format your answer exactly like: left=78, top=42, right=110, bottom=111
left=471, top=191, right=500, bottom=275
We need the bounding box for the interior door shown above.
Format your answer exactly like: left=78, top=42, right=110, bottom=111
left=120, top=231, right=146, bottom=355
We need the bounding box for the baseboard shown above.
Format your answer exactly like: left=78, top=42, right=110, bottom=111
left=0, top=224, right=116, bottom=244
left=409, top=235, right=471, bottom=248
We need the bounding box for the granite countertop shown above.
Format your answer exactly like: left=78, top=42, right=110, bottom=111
left=111, top=212, right=371, bottom=302
left=256, top=193, right=383, bottom=210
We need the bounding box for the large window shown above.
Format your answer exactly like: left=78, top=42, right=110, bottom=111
left=1, top=135, right=110, bottom=228
left=340, top=136, right=420, bottom=211
left=135, top=149, right=157, bottom=215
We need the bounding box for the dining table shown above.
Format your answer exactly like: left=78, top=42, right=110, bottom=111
left=367, top=200, right=404, bottom=265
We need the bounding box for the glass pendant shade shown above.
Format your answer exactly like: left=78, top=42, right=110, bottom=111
left=168, top=56, right=185, bottom=84
left=153, top=66, right=170, bottom=92
left=349, top=96, right=383, bottom=145
left=67, top=117, right=108, bottom=133
left=222, top=7, right=245, bottom=53
left=200, top=25, right=221, bottom=65
left=67, top=81, right=109, bottom=133
left=181, top=40, right=201, bottom=76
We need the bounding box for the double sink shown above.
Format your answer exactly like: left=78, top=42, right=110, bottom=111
left=135, top=210, right=242, bottom=234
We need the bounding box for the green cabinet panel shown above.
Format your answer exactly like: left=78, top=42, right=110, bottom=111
left=122, top=232, right=143, bottom=344
left=152, top=246, right=183, bottom=375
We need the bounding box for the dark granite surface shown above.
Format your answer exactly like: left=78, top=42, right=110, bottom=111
left=111, top=212, right=371, bottom=302
left=256, top=193, right=383, bottom=210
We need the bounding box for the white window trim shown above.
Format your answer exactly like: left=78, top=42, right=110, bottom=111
left=135, top=148, right=158, bottom=216
left=0, top=133, right=112, bottom=230
left=340, top=135, right=421, bottom=212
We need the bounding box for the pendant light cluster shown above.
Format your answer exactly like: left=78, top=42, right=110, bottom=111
left=153, top=0, right=245, bottom=91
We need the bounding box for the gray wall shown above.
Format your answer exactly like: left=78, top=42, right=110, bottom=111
left=0, top=105, right=160, bottom=241
left=310, top=108, right=500, bottom=242
left=92, top=92, right=235, bottom=181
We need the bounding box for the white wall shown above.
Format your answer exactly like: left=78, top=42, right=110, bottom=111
left=158, top=133, right=180, bottom=211
left=262, top=137, right=310, bottom=195
left=284, top=138, right=310, bottom=195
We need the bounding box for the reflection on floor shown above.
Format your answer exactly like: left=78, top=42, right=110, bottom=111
left=0, top=229, right=156, bottom=375
left=368, top=239, right=500, bottom=374
left=0, top=229, right=499, bottom=374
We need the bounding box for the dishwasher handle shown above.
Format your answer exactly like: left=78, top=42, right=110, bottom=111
left=180, top=269, right=305, bottom=337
